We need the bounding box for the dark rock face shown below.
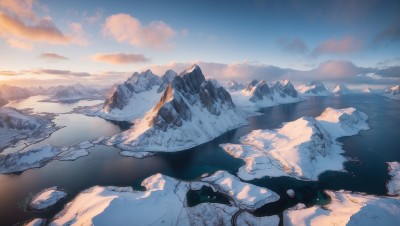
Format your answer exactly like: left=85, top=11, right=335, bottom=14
left=307, top=81, right=328, bottom=94
left=0, top=108, right=47, bottom=130
left=150, top=65, right=235, bottom=130
left=103, top=70, right=162, bottom=111
left=157, top=70, right=177, bottom=93
left=103, top=85, right=130, bottom=110
left=248, top=80, right=271, bottom=102
left=246, top=79, right=259, bottom=92
left=271, top=80, right=298, bottom=98
left=227, top=80, right=245, bottom=91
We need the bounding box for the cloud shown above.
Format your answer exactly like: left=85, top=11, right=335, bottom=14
left=310, top=36, right=362, bottom=57
left=26, top=69, right=91, bottom=77
left=0, top=0, right=87, bottom=47
left=39, top=52, right=68, bottom=61
left=69, top=22, right=88, bottom=46
left=148, top=60, right=399, bottom=85
left=6, top=38, right=33, bottom=50
left=0, top=12, right=71, bottom=44
left=103, top=13, right=176, bottom=49
left=373, top=21, right=400, bottom=45
left=0, top=70, right=19, bottom=76
left=277, top=37, right=309, bottom=54
left=91, top=53, right=149, bottom=65
left=0, top=0, right=38, bottom=21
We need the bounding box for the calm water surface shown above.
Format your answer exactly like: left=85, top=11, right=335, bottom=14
left=0, top=94, right=399, bottom=225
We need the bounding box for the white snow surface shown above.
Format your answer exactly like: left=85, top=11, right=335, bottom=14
left=25, top=218, right=45, bottom=226
left=49, top=172, right=279, bottom=225
left=201, top=170, right=279, bottom=210
left=237, top=212, right=279, bottom=226
left=98, top=86, right=163, bottom=121
left=230, top=86, right=303, bottom=113
left=387, top=162, right=400, bottom=195
left=0, top=145, right=60, bottom=173
left=221, top=107, right=369, bottom=181
left=297, top=82, right=330, bottom=96
left=30, top=186, right=67, bottom=210
left=107, top=99, right=246, bottom=153
left=284, top=190, right=400, bottom=226
left=383, top=85, right=400, bottom=100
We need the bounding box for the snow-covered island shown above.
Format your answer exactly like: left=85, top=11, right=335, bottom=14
left=221, top=107, right=369, bottom=181
left=284, top=190, right=400, bottom=226
left=387, top=161, right=400, bottom=195
left=0, top=107, right=59, bottom=151
left=229, top=79, right=303, bottom=113
left=29, top=186, right=67, bottom=210
left=383, top=84, right=400, bottom=100
left=0, top=141, right=96, bottom=174
left=50, top=172, right=279, bottom=225
left=105, top=65, right=246, bottom=156
left=298, top=81, right=330, bottom=96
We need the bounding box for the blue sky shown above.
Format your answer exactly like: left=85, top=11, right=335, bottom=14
left=0, top=0, right=399, bottom=86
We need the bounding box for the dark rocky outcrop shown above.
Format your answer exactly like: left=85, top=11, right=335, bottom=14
left=150, top=65, right=235, bottom=131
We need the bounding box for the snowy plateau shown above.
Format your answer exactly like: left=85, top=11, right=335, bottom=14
left=221, top=107, right=369, bottom=181
left=284, top=190, right=400, bottom=226
left=50, top=172, right=280, bottom=226
left=29, top=186, right=67, bottom=210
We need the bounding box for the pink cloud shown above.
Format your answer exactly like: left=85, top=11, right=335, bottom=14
left=0, top=13, right=71, bottom=44
left=103, top=13, right=176, bottom=49
left=39, top=52, right=68, bottom=61
left=6, top=38, right=33, bottom=50
left=91, top=53, right=149, bottom=65
left=311, top=36, right=362, bottom=57
left=0, top=0, right=38, bottom=21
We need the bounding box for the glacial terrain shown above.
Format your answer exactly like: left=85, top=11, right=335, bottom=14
left=0, top=70, right=399, bottom=225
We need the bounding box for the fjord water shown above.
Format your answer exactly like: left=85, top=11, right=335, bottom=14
left=0, top=94, right=399, bottom=225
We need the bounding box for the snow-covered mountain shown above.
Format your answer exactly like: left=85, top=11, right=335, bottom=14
left=106, top=64, right=246, bottom=155
left=383, top=85, right=400, bottom=100
left=0, top=85, right=31, bottom=100
left=221, top=107, right=369, bottom=181
left=43, top=83, right=101, bottom=102
left=226, top=80, right=245, bottom=91
left=99, top=70, right=177, bottom=121
left=333, top=84, right=352, bottom=95
left=229, top=79, right=302, bottom=111
left=0, top=107, right=48, bottom=130
left=298, top=81, right=330, bottom=96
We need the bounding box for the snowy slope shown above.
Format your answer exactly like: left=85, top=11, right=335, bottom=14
left=226, top=80, right=245, bottom=91
left=0, top=85, right=31, bottom=100
left=387, top=162, right=400, bottom=195
left=96, top=70, right=176, bottom=121
left=50, top=172, right=279, bottom=225
left=0, top=107, right=48, bottom=130
left=230, top=79, right=303, bottom=113
left=284, top=190, right=400, bottom=226
left=221, top=107, right=369, bottom=181
left=42, top=84, right=100, bottom=102
left=298, top=81, right=330, bottom=96
left=332, top=84, right=352, bottom=95
left=30, top=186, right=67, bottom=210
left=201, top=170, right=279, bottom=210
left=106, top=65, right=246, bottom=155
left=383, top=85, right=400, bottom=100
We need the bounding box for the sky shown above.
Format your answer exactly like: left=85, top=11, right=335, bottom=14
left=0, top=0, right=399, bottom=87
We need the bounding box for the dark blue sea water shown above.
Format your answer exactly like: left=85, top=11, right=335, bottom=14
left=0, top=94, right=399, bottom=225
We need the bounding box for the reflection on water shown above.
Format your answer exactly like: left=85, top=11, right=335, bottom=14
left=0, top=94, right=399, bottom=225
